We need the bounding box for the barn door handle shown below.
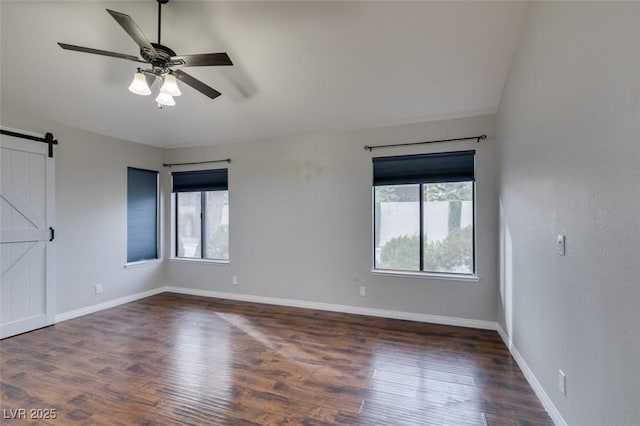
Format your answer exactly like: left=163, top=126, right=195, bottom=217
left=49, top=227, right=55, bottom=242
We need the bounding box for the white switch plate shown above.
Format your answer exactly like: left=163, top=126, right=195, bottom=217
left=557, top=234, right=566, bottom=256
left=232, top=276, right=238, bottom=285
left=95, top=284, right=103, bottom=294
left=558, top=369, right=566, bottom=396
left=359, top=286, right=366, bottom=297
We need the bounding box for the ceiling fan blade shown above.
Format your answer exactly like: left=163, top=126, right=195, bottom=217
left=106, top=9, right=158, bottom=57
left=173, top=70, right=221, bottom=100
left=171, top=53, right=233, bottom=67
left=58, top=43, right=145, bottom=63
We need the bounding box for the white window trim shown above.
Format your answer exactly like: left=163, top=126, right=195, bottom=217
left=370, top=269, right=479, bottom=282
left=171, top=190, right=230, bottom=262
left=124, top=259, right=163, bottom=268
left=169, top=257, right=230, bottom=265
left=371, top=181, right=477, bottom=278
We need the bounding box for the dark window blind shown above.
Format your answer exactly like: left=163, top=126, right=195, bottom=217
left=127, top=167, right=158, bottom=262
left=172, top=169, right=228, bottom=193
left=373, top=150, right=475, bottom=186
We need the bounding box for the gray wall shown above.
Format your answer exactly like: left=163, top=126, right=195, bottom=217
left=164, top=114, right=499, bottom=322
left=1, top=113, right=165, bottom=314
left=496, top=2, right=640, bottom=425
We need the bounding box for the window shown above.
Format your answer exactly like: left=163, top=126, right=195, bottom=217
left=127, top=167, right=159, bottom=263
left=173, top=169, right=229, bottom=261
left=373, top=150, right=475, bottom=275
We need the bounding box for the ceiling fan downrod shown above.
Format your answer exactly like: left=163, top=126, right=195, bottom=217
left=157, top=0, right=169, bottom=45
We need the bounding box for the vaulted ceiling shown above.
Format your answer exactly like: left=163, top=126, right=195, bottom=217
left=1, top=1, right=528, bottom=148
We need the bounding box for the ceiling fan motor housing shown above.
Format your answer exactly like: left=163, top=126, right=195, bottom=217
left=142, top=43, right=179, bottom=69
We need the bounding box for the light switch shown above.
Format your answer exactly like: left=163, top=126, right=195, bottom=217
left=557, top=235, right=565, bottom=256
left=558, top=369, right=566, bottom=395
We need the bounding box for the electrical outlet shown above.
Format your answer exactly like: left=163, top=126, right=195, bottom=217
left=95, top=284, right=103, bottom=294
left=360, top=286, right=366, bottom=297
left=558, top=369, right=566, bottom=396
left=557, top=234, right=566, bottom=256
left=232, top=276, right=238, bottom=285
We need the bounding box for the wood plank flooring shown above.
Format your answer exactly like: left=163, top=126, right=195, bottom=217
left=0, top=293, right=552, bottom=425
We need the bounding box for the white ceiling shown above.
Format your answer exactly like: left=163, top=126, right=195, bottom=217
left=1, top=1, right=528, bottom=148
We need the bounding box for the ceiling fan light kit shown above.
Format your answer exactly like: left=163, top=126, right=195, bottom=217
left=128, top=70, right=152, bottom=96
left=155, top=91, right=176, bottom=107
left=58, top=0, right=233, bottom=109
left=160, top=74, right=181, bottom=97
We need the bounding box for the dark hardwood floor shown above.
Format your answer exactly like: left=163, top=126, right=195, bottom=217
left=0, top=293, right=552, bottom=425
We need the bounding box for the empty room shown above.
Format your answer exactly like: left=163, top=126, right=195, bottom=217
left=1, top=1, right=638, bottom=425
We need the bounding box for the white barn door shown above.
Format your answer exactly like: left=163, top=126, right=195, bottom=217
left=0, top=130, right=55, bottom=339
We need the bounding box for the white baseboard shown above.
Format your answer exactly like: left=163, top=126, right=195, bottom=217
left=55, top=287, right=167, bottom=323
left=165, top=286, right=498, bottom=330
left=496, top=325, right=567, bottom=426
left=55, top=285, right=496, bottom=330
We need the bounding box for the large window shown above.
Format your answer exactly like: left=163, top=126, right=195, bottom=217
left=373, top=151, right=475, bottom=275
left=173, top=169, right=229, bottom=261
left=127, top=167, right=159, bottom=263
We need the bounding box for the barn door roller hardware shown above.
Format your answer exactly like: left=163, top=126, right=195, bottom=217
left=0, top=129, right=59, bottom=158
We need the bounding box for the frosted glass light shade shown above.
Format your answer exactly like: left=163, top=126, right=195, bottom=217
left=128, top=71, right=151, bottom=96
left=155, top=92, right=175, bottom=106
left=160, top=74, right=181, bottom=96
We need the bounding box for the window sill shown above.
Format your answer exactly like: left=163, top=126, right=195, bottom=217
left=170, top=258, right=230, bottom=265
left=371, top=269, right=479, bottom=282
left=124, top=259, right=162, bottom=269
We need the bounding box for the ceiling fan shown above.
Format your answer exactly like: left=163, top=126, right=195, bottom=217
left=58, top=0, right=233, bottom=107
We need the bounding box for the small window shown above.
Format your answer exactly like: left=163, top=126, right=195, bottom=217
left=373, top=151, right=475, bottom=275
left=173, top=169, right=229, bottom=261
left=127, top=167, right=159, bottom=263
